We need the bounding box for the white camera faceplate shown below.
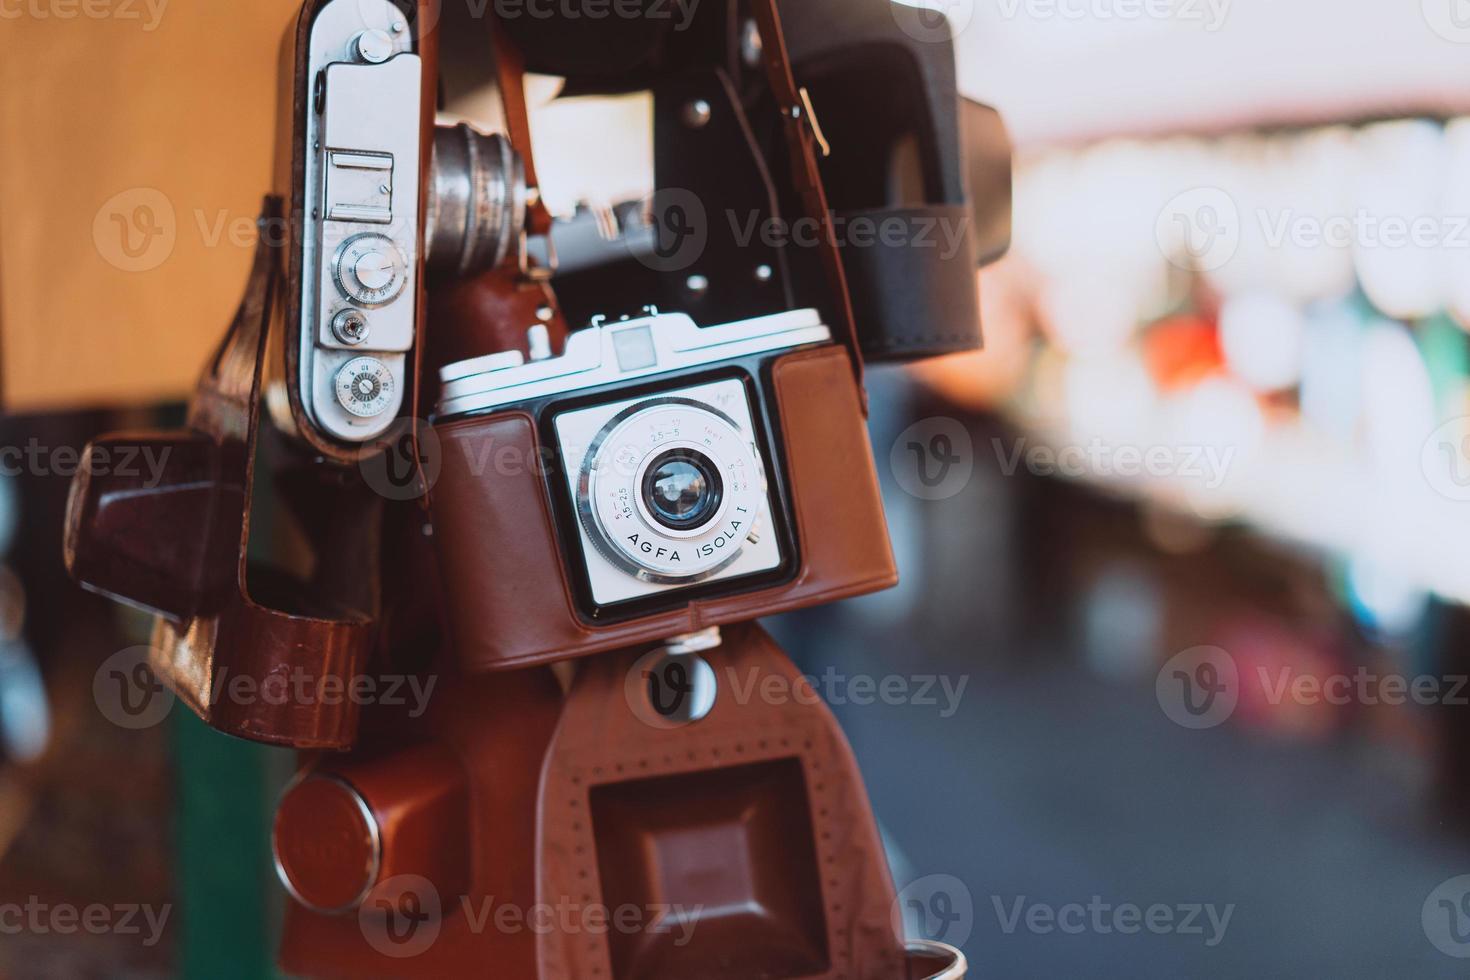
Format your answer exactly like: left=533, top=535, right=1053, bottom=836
left=553, top=377, right=785, bottom=608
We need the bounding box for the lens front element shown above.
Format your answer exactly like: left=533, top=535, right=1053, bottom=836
left=578, top=398, right=766, bottom=584
left=642, top=449, right=725, bottom=532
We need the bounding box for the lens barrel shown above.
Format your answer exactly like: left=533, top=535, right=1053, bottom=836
left=424, top=123, right=527, bottom=278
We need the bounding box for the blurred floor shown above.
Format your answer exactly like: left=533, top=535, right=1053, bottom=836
left=767, top=383, right=1470, bottom=979
left=838, top=652, right=1470, bottom=979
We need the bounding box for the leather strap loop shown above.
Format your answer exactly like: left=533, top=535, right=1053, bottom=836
left=749, top=0, right=864, bottom=387
left=490, top=21, right=554, bottom=239
left=477, top=17, right=573, bottom=360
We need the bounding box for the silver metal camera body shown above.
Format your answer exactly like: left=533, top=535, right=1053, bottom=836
left=291, top=0, right=528, bottom=447
left=296, top=0, right=421, bottom=444
left=437, top=309, right=831, bottom=610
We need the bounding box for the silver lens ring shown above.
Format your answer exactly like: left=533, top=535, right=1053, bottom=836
left=633, top=443, right=728, bottom=537
left=576, top=397, right=766, bottom=585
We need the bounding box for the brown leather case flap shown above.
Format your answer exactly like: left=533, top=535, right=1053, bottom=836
left=65, top=430, right=241, bottom=623
left=430, top=343, right=897, bottom=672
left=535, top=621, right=907, bottom=979
left=64, top=199, right=376, bottom=750
left=277, top=669, right=566, bottom=979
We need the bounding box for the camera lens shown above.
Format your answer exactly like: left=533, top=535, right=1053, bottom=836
left=575, top=395, right=765, bottom=585
left=641, top=449, right=723, bottom=531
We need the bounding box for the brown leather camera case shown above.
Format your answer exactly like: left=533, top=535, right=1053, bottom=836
left=429, top=343, right=897, bottom=673
left=536, top=621, right=908, bottom=979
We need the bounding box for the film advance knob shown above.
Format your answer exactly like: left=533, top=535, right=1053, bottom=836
left=333, top=233, right=408, bottom=307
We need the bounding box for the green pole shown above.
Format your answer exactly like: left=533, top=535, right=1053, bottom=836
left=172, top=708, right=291, bottom=979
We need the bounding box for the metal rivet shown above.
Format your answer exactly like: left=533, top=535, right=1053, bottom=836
left=682, top=99, right=712, bottom=129
left=741, top=20, right=763, bottom=67
left=755, top=264, right=773, bottom=282
left=685, top=274, right=710, bottom=295
left=331, top=309, right=371, bottom=346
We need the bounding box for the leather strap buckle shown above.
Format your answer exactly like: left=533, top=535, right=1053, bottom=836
left=795, top=87, right=831, bottom=158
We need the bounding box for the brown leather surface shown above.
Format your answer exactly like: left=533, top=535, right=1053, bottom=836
left=274, top=774, right=382, bottom=913
left=489, top=16, right=553, bottom=239
left=64, top=198, right=377, bottom=750
left=275, top=628, right=912, bottom=979
left=277, top=667, right=566, bottom=980
left=430, top=343, right=897, bottom=672
left=425, top=267, right=569, bottom=374
left=275, top=744, right=469, bottom=914
left=64, top=431, right=242, bottom=623
left=536, top=621, right=907, bottom=978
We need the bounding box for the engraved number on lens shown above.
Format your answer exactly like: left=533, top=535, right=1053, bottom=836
left=577, top=398, right=766, bottom=585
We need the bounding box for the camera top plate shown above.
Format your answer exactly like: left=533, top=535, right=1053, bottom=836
left=436, top=309, right=831, bottom=418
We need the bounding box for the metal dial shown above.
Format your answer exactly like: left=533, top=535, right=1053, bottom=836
left=333, top=357, right=396, bottom=418
left=332, top=233, right=408, bottom=307
left=330, top=308, right=371, bottom=345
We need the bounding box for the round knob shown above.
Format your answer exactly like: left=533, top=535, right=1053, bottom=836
left=354, top=252, right=394, bottom=291
left=330, top=309, right=370, bottom=346
left=353, top=28, right=395, bottom=64
left=332, top=233, right=408, bottom=308
left=273, top=748, right=468, bottom=915
left=273, top=775, right=380, bottom=914
left=333, top=357, right=396, bottom=418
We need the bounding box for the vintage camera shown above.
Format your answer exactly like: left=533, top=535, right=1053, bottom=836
left=277, top=0, right=424, bottom=449
left=431, top=311, right=896, bottom=672
left=438, top=307, right=831, bottom=610
left=277, top=0, right=526, bottom=456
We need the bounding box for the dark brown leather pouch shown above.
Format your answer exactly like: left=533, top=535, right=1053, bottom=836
left=64, top=200, right=376, bottom=749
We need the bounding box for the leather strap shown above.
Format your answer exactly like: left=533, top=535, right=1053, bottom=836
left=749, top=0, right=864, bottom=388
left=475, top=17, right=573, bottom=358
left=490, top=19, right=554, bottom=239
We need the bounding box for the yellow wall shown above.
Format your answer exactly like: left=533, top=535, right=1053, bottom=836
left=0, top=1, right=300, bottom=411
left=0, top=3, right=659, bottom=412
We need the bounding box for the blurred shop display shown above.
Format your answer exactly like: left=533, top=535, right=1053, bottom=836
left=889, top=116, right=1470, bottom=848
left=0, top=414, right=176, bottom=978
left=921, top=117, right=1470, bottom=616
left=0, top=475, right=47, bottom=768
left=0, top=470, right=48, bottom=866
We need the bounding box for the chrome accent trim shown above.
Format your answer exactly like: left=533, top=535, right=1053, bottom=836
left=271, top=773, right=383, bottom=917
left=574, top=397, right=764, bottom=586
left=907, top=941, right=967, bottom=979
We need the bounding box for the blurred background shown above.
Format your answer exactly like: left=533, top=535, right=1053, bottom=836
left=6, top=0, right=1470, bottom=977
